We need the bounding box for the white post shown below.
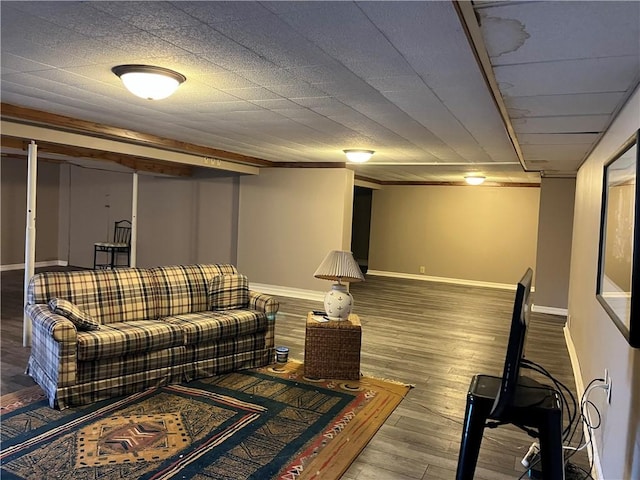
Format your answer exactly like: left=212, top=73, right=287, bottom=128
left=130, top=172, right=138, bottom=267
left=23, top=141, right=38, bottom=347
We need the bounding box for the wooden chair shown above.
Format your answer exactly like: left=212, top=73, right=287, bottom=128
left=93, top=220, right=131, bottom=269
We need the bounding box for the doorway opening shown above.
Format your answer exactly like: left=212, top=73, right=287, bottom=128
left=351, top=186, right=372, bottom=274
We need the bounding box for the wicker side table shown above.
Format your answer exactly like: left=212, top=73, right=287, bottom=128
left=304, top=312, right=361, bottom=380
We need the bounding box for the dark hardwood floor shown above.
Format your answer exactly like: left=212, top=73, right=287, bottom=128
left=1, top=268, right=588, bottom=479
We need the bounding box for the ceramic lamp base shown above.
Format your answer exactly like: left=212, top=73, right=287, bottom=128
left=323, top=283, right=353, bottom=321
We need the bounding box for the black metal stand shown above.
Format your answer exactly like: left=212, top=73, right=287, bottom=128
left=456, top=374, right=564, bottom=480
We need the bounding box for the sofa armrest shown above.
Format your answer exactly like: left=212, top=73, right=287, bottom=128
left=248, top=291, right=279, bottom=320
left=25, top=304, right=78, bottom=388
left=26, top=304, right=78, bottom=342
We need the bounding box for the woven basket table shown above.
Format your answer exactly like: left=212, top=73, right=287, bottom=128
left=304, top=312, right=361, bottom=380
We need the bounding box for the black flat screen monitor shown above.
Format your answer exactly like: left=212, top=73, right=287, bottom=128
left=490, top=267, right=534, bottom=418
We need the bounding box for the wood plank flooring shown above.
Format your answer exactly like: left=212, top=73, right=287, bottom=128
left=1, top=268, right=588, bottom=479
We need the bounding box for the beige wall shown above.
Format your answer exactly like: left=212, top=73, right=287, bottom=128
left=568, top=87, right=639, bottom=479
left=369, top=185, right=540, bottom=285
left=534, top=177, right=576, bottom=310
left=63, top=164, right=239, bottom=268
left=136, top=173, right=239, bottom=267
left=67, top=166, right=133, bottom=267
left=1, top=157, right=60, bottom=265
left=238, top=167, right=354, bottom=292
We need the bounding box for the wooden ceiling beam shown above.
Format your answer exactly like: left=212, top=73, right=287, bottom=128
left=0, top=103, right=273, bottom=167
left=1, top=135, right=192, bottom=177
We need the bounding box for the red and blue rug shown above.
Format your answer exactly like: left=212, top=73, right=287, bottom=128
left=0, top=362, right=411, bottom=480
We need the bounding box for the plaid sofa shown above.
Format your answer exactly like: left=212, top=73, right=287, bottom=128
left=25, top=264, right=279, bottom=409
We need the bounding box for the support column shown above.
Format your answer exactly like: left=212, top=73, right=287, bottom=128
left=23, top=141, right=38, bottom=347
left=130, top=172, right=138, bottom=267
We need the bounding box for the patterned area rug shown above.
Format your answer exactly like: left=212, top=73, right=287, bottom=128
left=0, top=361, right=411, bottom=480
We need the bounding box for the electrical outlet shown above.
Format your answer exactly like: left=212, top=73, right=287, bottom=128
left=419, top=266, right=425, bottom=274
left=604, top=368, right=612, bottom=404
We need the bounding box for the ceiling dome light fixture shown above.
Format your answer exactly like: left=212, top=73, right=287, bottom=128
left=465, top=175, right=486, bottom=185
left=112, top=64, right=186, bottom=100
left=343, top=149, right=375, bottom=163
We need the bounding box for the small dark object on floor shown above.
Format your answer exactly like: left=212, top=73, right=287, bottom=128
left=527, top=462, right=589, bottom=480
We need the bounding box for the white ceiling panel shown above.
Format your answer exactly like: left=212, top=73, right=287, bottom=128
left=520, top=144, right=592, bottom=161
left=505, top=92, right=626, bottom=118
left=518, top=133, right=600, bottom=146
left=495, top=56, right=638, bottom=98
left=513, top=115, right=611, bottom=134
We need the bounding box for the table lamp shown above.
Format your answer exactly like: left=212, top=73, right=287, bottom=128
left=314, top=250, right=365, bottom=321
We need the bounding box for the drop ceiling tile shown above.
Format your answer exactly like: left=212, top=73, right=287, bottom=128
left=383, top=89, right=493, bottom=162
left=234, top=68, right=300, bottom=87
left=527, top=158, right=583, bottom=173
left=260, top=83, right=327, bottom=100
left=512, top=115, right=610, bottom=134
left=6, top=1, right=141, bottom=37
left=191, top=72, right=258, bottom=90
left=28, top=68, right=107, bottom=87
left=366, top=75, right=427, bottom=93
left=517, top=133, right=600, bottom=145
left=505, top=92, right=626, bottom=118
left=495, top=56, right=639, bottom=97
left=285, top=64, right=356, bottom=85
left=99, top=31, right=192, bottom=59
left=262, top=2, right=328, bottom=15
left=220, top=87, right=284, bottom=101
left=0, top=6, right=89, bottom=48
left=278, top=2, right=406, bottom=70
left=193, top=101, right=264, bottom=114
left=174, top=2, right=274, bottom=25
left=1, top=54, right=54, bottom=73
left=151, top=24, right=235, bottom=56
left=90, top=1, right=203, bottom=31
left=520, top=144, right=591, bottom=161
left=313, top=78, right=384, bottom=100
left=215, top=17, right=330, bottom=69
left=199, top=45, right=274, bottom=73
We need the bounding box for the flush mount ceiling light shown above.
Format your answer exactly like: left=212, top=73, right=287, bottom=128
left=464, top=175, right=486, bottom=185
left=343, top=149, right=375, bottom=163
left=112, top=64, right=186, bottom=100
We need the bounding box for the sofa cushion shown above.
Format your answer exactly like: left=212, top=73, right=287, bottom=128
left=29, top=268, right=158, bottom=325
left=151, top=264, right=238, bottom=317
left=208, top=274, right=249, bottom=310
left=76, top=320, right=183, bottom=361
left=163, top=310, right=267, bottom=345
left=48, top=298, right=100, bottom=331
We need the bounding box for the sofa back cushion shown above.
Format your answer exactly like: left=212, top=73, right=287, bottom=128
left=151, top=264, right=238, bottom=317
left=27, top=268, right=158, bottom=324
left=208, top=274, right=249, bottom=310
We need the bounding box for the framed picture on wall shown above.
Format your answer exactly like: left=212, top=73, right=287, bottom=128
left=596, top=129, right=639, bottom=348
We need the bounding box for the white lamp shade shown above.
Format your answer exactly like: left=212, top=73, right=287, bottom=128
left=314, top=250, right=365, bottom=283
left=112, top=65, right=185, bottom=100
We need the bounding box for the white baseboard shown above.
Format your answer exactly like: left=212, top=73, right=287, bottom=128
left=0, top=260, right=68, bottom=272
left=366, top=269, right=517, bottom=290
left=249, top=283, right=325, bottom=302
left=531, top=304, right=568, bottom=317
left=564, top=326, right=604, bottom=479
